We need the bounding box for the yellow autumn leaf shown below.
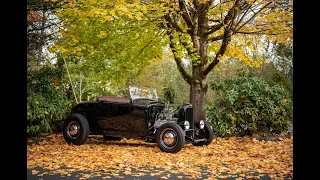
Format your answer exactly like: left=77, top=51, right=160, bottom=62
left=135, top=15, right=142, bottom=21
left=27, top=133, right=292, bottom=179
left=97, top=31, right=107, bottom=38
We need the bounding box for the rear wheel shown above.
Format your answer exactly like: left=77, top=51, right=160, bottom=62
left=192, top=120, right=214, bottom=146
left=63, top=113, right=90, bottom=145
left=156, top=123, right=185, bottom=153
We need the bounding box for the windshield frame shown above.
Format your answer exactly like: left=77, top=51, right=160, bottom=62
left=129, top=86, right=158, bottom=101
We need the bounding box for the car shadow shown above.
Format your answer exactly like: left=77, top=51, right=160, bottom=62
left=85, top=140, right=195, bottom=151
left=85, top=137, right=158, bottom=148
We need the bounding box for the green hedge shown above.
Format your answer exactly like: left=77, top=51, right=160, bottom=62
left=27, top=67, right=71, bottom=136
left=205, top=75, right=293, bottom=137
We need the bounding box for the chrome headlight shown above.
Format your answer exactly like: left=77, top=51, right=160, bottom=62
left=199, top=120, right=205, bottom=129
left=184, top=121, right=190, bottom=130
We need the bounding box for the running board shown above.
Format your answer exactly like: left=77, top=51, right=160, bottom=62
left=193, top=138, right=206, bottom=142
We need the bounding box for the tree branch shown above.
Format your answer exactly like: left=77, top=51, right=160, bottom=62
left=193, top=0, right=200, bottom=8
left=206, top=23, right=223, bottom=35
left=234, top=2, right=272, bottom=33
left=227, top=0, right=240, bottom=32
left=203, top=31, right=231, bottom=76
left=178, top=0, right=194, bottom=28
left=205, top=0, right=239, bottom=35
left=236, top=30, right=285, bottom=35
left=167, top=30, right=192, bottom=84
left=208, top=34, right=224, bottom=42
left=165, top=14, right=183, bottom=33
left=27, top=20, right=64, bottom=34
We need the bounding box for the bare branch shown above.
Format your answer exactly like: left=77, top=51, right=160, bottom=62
left=234, top=2, right=272, bottom=33
left=236, top=30, right=285, bottom=35
left=227, top=0, right=240, bottom=32
left=234, top=1, right=262, bottom=29
left=206, top=0, right=239, bottom=35
left=27, top=20, right=64, bottom=33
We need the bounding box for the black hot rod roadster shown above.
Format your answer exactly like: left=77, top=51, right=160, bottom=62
left=63, top=86, right=214, bottom=153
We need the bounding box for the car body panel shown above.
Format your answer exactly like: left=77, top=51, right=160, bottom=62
left=70, top=97, right=166, bottom=139
left=67, top=87, right=208, bottom=144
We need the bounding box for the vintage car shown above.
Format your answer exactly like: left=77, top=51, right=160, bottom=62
left=63, top=86, right=214, bottom=153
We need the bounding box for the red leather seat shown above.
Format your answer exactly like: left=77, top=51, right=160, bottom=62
left=97, top=96, right=130, bottom=103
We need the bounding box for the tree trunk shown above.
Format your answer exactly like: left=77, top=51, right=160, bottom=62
left=166, top=1, right=232, bottom=122
left=190, top=67, right=208, bottom=121
left=190, top=81, right=207, bottom=121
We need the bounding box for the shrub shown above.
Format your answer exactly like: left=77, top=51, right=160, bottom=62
left=163, top=87, right=176, bottom=104
left=27, top=67, right=71, bottom=136
left=205, top=75, right=293, bottom=137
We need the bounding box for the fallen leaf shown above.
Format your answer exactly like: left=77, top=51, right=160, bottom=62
left=27, top=134, right=293, bottom=179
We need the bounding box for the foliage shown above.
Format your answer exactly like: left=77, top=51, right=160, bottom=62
left=28, top=134, right=293, bottom=179
left=163, top=87, right=176, bottom=104
left=206, top=57, right=293, bottom=104
left=47, top=0, right=292, bottom=121
left=207, top=57, right=293, bottom=98
left=53, top=54, right=129, bottom=103
left=205, top=75, right=292, bottom=137
left=50, top=0, right=167, bottom=87
left=52, top=0, right=293, bottom=66
left=27, top=66, right=71, bottom=136
left=248, top=62, right=293, bottom=94
left=273, top=43, right=293, bottom=79
left=137, top=58, right=190, bottom=106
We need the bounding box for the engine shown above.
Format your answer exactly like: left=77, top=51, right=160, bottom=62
left=148, top=103, right=194, bottom=137
left=152, top=105, right=176, bottom=129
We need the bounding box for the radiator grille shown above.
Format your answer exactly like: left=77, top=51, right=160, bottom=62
left=185, top=106, right=194, bottom=138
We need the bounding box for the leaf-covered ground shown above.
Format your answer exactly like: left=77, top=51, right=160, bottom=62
left=27, top=134, right=293, bottom=179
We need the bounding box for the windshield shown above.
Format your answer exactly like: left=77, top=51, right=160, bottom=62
left=129, top=86, right=158, bottom=101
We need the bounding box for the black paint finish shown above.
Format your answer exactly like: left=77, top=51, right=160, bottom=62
left=68, top=97, right=205, bottom=142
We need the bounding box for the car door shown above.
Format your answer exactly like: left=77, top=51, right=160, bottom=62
left=98, top=102, right=148, bottom=137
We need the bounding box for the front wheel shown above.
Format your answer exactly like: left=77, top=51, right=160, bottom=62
left=63, top=113, right=90, bottom=145
left=192, top=120, right=214, bottom=146
left=156, top=123, right=185, bottom=153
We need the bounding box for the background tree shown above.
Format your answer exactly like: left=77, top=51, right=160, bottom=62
left=27, top=0, right=63, bottom=70
left=137, top=57, right=190, bottom=106
left=50, top=1, right=167, bottom=89
left=50, top=0, right=292, bottom=121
